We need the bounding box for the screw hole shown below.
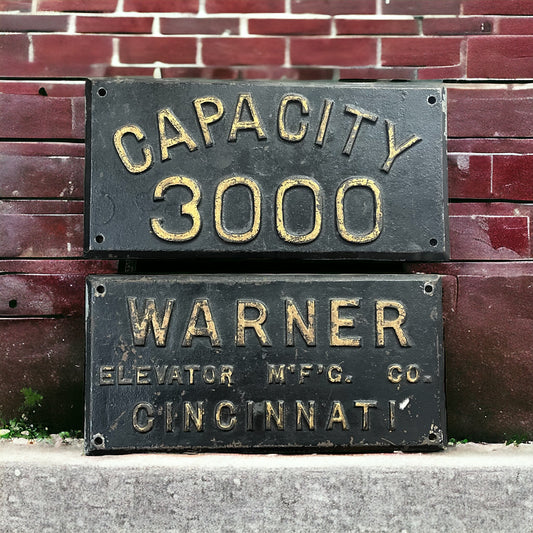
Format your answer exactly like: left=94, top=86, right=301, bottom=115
left=38, top=87, right=47, bottom=96
left=427, top=95, right=437, bottom=105
left=95, top=234, right=104, bottom=244
left=96, top=285, right=105, bottom=295
left=97, top=87, right=107, bottom=97
left=424, top=284, right=433, bottom=294
left=429, top=238, right=438, bottom=247
left=92, top=434, right=104, bottom=447
left=428, top=432, right=437, bottom=441
left=9, top=299, right=17, bottom=309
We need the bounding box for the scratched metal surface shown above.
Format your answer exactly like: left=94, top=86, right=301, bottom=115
left=85, top=80, right=448, bottom=260
left=85, top=274, right=445, bottom=454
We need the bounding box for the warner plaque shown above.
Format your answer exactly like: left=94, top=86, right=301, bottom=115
left=85, top=275, right=445, bottom=454
left=85, top=80, right=448, bottom=260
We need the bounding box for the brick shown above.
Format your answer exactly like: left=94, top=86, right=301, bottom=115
left=207, top=0, right=284, bottom=13
left=382, top=37, right=462, bottom=66
left=463, top=0, right=533, bottom=15
left=292, top=0, right=374, bottom=15
left=104, top=66, right=156, bottom=76
left=422, top=16, right=493, bottom=35
left=161, top=66, right=239, bottom=78
left=32, top=34, right=113, bottom=76
left=448, top=87, right=533, bottom=138
left=382, top=0, right=460, bottom=15
left=37, top=0, right=118, bottom=12
left=468, top=36, right=533, bottom=79
left=0, top=81, right=85, bottom=97
left=0, top=317, right=84, bottom=431
left=160, top=16, right=239, bottom=35
left=239, top=67, right=335, bottom=80
left=493, top=155, right=533, bottom=201
left=497, top=17, right=533, bottom=35
left=124, top=0, right=198, bottom=11
left=336, top=17, right=418, bottom=35
left=0, top=0, right=31, bottom=10
left=0, top=200, right=83, bottom=214
left=447, top=153, right=492, bottom=199
left=0, top=153, right=84, bottom=199
left=417, top=64, right=465, bottom=80
left=0, top=13, right=69, bottom=31
left=0, top=94, right=84, bottom=139
left=448, top=138, right=533, bottom=154
left=0, top=34, right=29, bottom=76
left=339, top=66, right=416, bottom=80
left=203, top=37, right=285, bottom=66
left=0, top=142, right=84, bottom=157
left=76, top=15, right=153, bottom=33
left=291, top=37, right=376, bottom=66
left=249, top=17, right=330, bottom=35
left=119, top=36, right=196, bottom=64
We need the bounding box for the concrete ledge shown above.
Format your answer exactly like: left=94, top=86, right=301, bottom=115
left=1, top=442, right=532, bottom=532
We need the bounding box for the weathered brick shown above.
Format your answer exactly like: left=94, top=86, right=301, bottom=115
left=37, top=0, right=118, bottom=12
left=124, top=0, right=198, bottom=12
left=292, top=0, right=374, bottom=15
left=207, top=0, right=284, bottom=13
left=497, top=17, right=533, bottom=35
left=104, top=66, right=156, bottom=76
left=76, top=15, right=153, bottom=33
left=468, top=36, right=533, bottom=79
left=0, top=34, right=29, bottom=76
left=161, top=16, right=239, bottom=35
left=463, top=0, right=532, bottom=15
left=0, top=13, right=69, bottom=31
left=447, top=153, right=492, bottom=199
left=0, top=259, right=117, bottom=274
left=291, top=37, right=376, bottom=66
left=448, top=138, right=533, bottom=154
left=417, top=64, right=465, bottom=80
left=0, top=94, right=84, bottom=139
left=448, top=87, right=533, bottom=138
left=249, top=17, right=330, bottom=35
left=203, top=37, right=285, bottom=66
left=493, top=155, right=533, bottom=201
left=0, top=200, right=82, bottom=214
left=119, top=36, right=196, bottom=64
left=239, top=66, right=335, bottom=80
left=32, top=34, right=113, bottom=76
left=382, top=37, right=462, bottom=66
left=0, top=80, right=85, bottom=97
left=0, top=141, right=84, bottom=157
left=336, top=17, right=418, bottom=35
left=0, top=0, right=31, bottom=10
left=382, top=0, right=460, bottom=15
left=161, top=66, right=239, bottom=78
left=339, top=66, right=416, bottom=80
left=422, top=16, right=493, bottom=35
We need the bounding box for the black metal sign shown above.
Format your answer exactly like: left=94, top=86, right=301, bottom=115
left=85, top=275, right=445, bottom=454
left=85, top=80, right=448, bottom=260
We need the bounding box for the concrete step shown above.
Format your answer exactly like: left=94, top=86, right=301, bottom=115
left=1, top=441, right=532, bottom=532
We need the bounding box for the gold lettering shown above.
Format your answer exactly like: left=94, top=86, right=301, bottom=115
left=132, top=402, right=154, bottom=433
left=182, top=299, right=221, bottom=347
left=99, top=365, right=114, bottom=385
left=406, top=364, right=420, bottom=383
left=376, top=300, right=410, bottom=347
left=330, top=299, right=361, bottom=347
left=214, top=177, right=261, bottom=243
left=296, top=400, right=315, bottom=430
left=158, top=107, right=197, bottom=160
left=278, top=94, right=309, bottom=142
left=265, top=400, right=284, bottom=430
left=151, top=175, right=201, bottom=242
left=387, top=364, right=403, bottom=383
left=236, top=300, right=271, bottom=346
left=184, top=401, right=204, bottom=432
left=184, top=365, right=200, bottom=385
left=193, top=96, right=224, bottom=147
left=202, top=365, right=216, bottom=384
left=354, top=400, right=377, bottom=431
left=326, top=401, right=349, bottom=430
left=382, top=119, right=421, bottom=173
left=276, top=177, right=322, bottom=244
left=336, top=178, right=382, bottom=244
left=343, top=105, right=378, bottom=156
left=389, top=400, right=396, bottom=431
left=286, top=299, right=316, bottom=346
left=299, top=364, right=313, bottom=384
left=118, top=365, right=133, bottom=385
left=215, top=401, right=237, bottom=431
left=220, top=365, right=234, bottom=386
left=128, top=297, right=174, bottom=347
left=167, top=365, right=183, bottom=385
left=113, top=124, right=153, bottom=174
left=268, top=364, right=286, bottom=384
left=165, top=401, right=174, bottom=432
left=246, top=400, right=254, bottom=431
left=228, top=93, right=266, bottom=141
left=315, top=99, right=333, bottom=147
left=327, top=364, right=342, bottom=383
left=136, top=365, right=151, bottom=385
left=155, top=365, right=168, bottom=385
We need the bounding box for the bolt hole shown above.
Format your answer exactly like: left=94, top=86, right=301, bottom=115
left=429, top=238, right=438, bottom=247
left=38, top=87, right=48, bottom=96
left=424, top=284, right=433, bottom=294
left=427, top=95, right=437, bottom=105
left=97, top=87, right=107, bottom=97
left=9, top=299, right=17, bottom=309
left=96, top=285, right=105, bottom=295
left=428, top=432, right=437, bottom=441
left=93, top=435, right=104, bottom=446
left=95, top=234, right=104, bottom=244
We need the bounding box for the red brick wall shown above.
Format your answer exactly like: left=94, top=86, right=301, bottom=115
left=1, top=0, right=532, bottom=440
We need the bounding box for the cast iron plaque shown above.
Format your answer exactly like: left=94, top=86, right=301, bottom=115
left=85, top=80, right=448, bottom=260
left=85, top=274, right=445, bottom=454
